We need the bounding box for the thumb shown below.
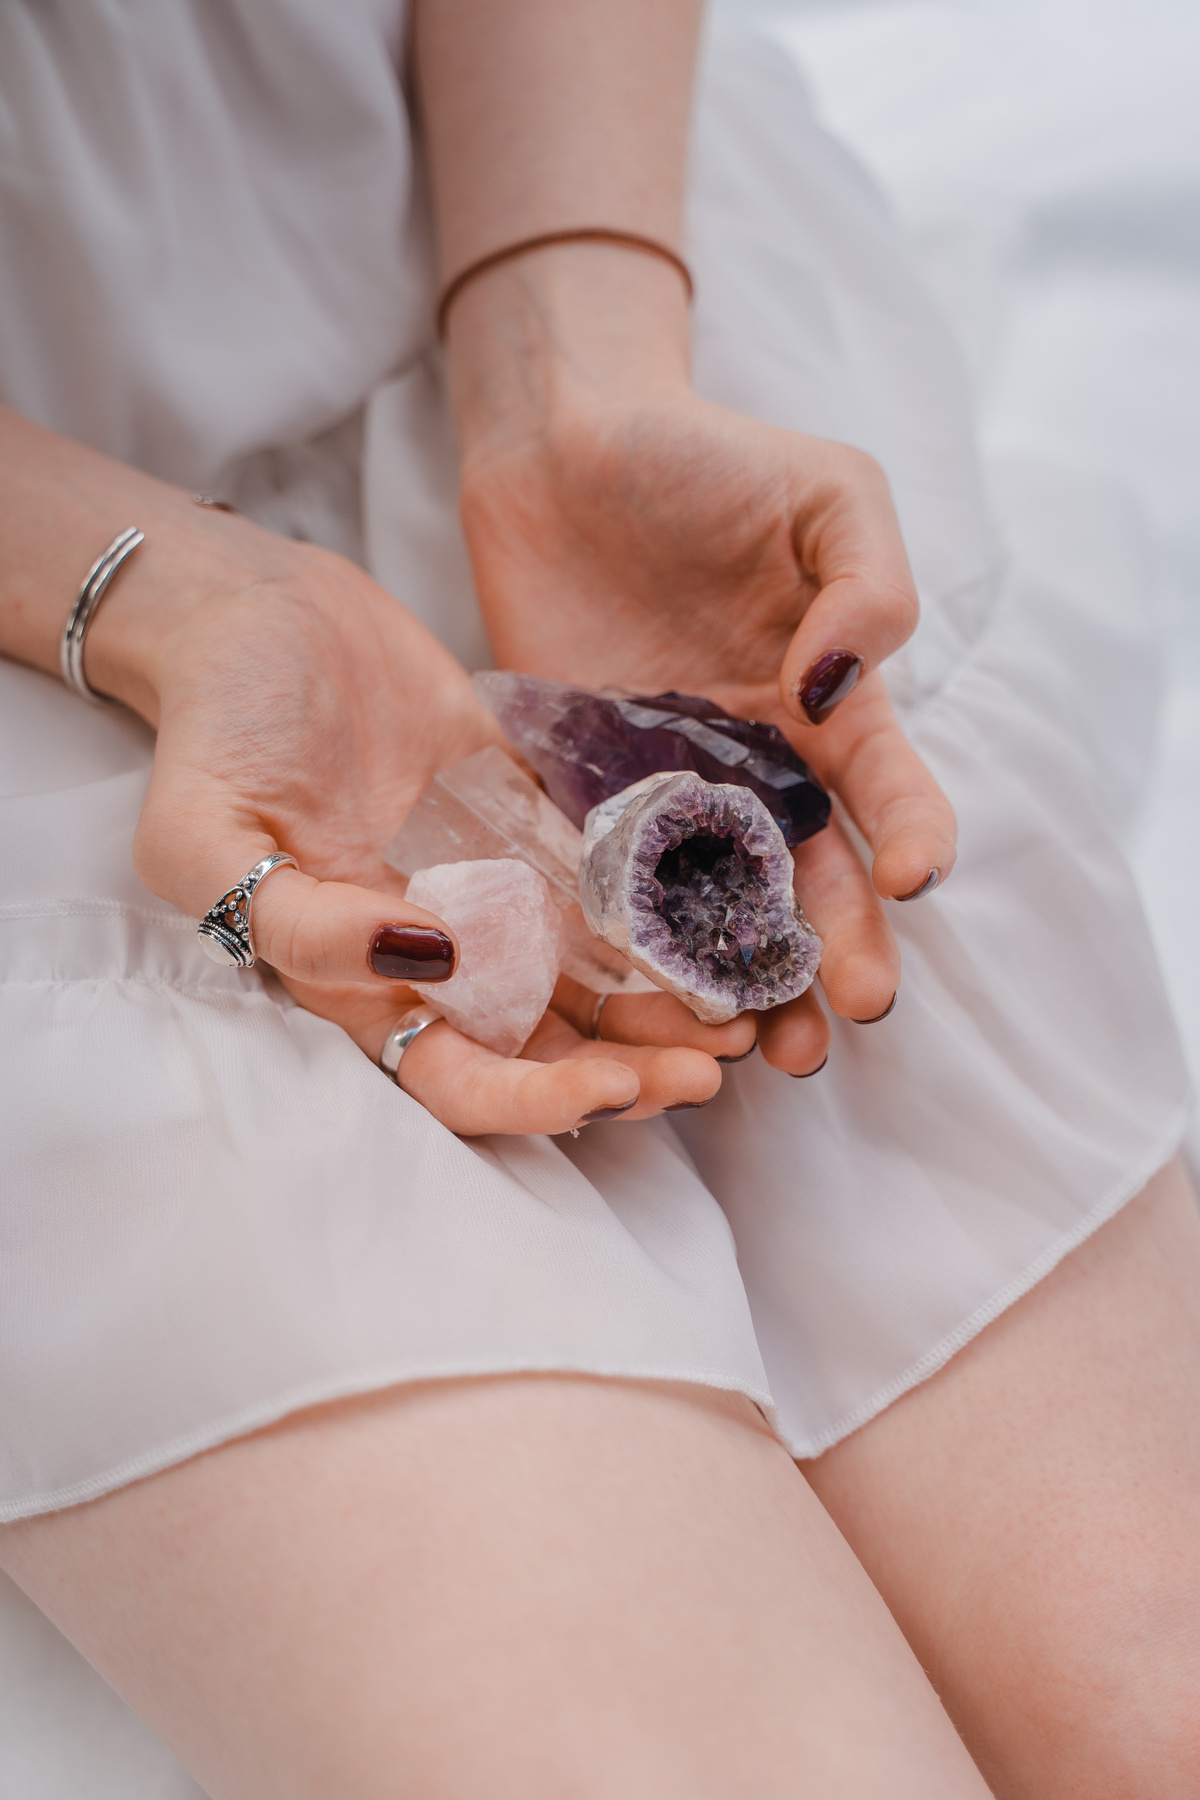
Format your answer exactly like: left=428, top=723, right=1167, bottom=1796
left=133, top=771, right=458, bottom=988
left=778, top=443, right=919, bottom=727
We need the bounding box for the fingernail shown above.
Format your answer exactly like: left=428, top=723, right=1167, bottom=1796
left=853, top=993, right=897, bottom=1024
left=580, top=1100, right=637, bottom=1124
left=790, top=1055, right=829, bottom=1078
left=797, top=649, right=863, bottom=724
left=716, top=1044, right=758, bottom=1064
left=895, top=869, right=940, bottom=902
left=370, top=925, right=455, bottom=982
left=665, top=1099, right=714, bottom=1111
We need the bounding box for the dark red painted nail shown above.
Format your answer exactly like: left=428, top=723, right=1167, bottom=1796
left=370, top=925, right=455, bottom=982
left=665, top=1099, right=714, bottom=1111
left=580, top=1100, right=637, bottom=1123
left=716, top=1043, right=758, bottom=1064
left=790, top=1055, right=829, bottom=1078
left=797, top=649, right=863, bottom=724
left=853, top=993, right=897, bottom=1024
left=895, top=869, right=940, bottom=902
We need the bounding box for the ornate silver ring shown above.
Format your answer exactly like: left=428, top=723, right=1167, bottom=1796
left=197, top=853, right=299, bottom=968
left=380, top=1005, right=443, bottom=1081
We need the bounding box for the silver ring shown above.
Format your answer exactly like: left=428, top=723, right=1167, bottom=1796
left=590, top=992, right=610, bottom=1040
left=380, top=1005, right=443, bottom=1081
left=196, top=853, right=299, bottom=968
left=61, top=527, right=145, bottom=703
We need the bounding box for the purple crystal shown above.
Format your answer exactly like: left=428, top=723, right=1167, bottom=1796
left=473, top=672, right=830, bottom=849
left=580, top=772, right=822, bottom=1024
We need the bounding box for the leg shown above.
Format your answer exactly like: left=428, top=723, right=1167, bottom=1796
left=1, top=1377, right=989, bottom=1800
left=804, top=1156, right=1200, bottom=1798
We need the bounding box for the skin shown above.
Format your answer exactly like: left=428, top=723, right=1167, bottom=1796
left=2, top=0, right=1196, bottom=1792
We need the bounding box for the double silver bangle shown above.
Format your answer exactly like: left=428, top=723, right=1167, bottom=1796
left=60, top=526, right=145, bottom=703
left=61, top=500, right=234, bottom=706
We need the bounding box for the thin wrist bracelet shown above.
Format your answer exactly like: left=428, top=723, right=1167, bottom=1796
left=435, top=227, right=694, bottom=341
left=61, top=526, right=145, bottom=704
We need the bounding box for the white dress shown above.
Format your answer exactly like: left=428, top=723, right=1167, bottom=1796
left=0, top=0, right=1189, bottom=1534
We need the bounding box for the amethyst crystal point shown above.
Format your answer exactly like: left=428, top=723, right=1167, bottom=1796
left=472, top=672, right=831, bottom=849
left=580, top=772, right=822, bottom=1025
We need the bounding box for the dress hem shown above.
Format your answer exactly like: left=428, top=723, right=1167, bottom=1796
left=0, top=1359, right=777, bottom=1523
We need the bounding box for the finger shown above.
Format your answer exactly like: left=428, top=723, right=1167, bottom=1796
left=281, top=974, right=643, bottom=1136
left=791, top=815, right=901, bottom=1021
left=135, top=761, right=459, bottom=987
left=797, top=671, right=958, bottom=900
left=550, top=973, right=758, bottom=1062
left=757, top=986, right=831, bottom=1076
left=777, top=443, right=920, bottom=727
left=524, top=1009, right=723, bottom=1118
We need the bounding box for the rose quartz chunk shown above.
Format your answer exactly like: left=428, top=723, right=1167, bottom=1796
left=405, top=859, right=563, bottom=1057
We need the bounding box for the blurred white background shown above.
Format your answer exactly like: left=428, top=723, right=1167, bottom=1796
left=719, top=0, right=1200, bottom=1135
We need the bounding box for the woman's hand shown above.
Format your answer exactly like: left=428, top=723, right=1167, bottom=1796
left=123, top=511, right=755, bottom=1132
left=444, top=250, right=958, bottom=1070
left=0, top=410, right=752, bottom=1133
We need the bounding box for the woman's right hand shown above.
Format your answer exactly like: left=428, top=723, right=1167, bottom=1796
left=68, top=496, right=754, bottom=1131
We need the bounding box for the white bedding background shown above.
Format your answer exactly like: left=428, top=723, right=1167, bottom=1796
left=2, top=5, right=1196, bottom=1792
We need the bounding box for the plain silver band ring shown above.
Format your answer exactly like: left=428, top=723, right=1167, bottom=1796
left=61, top=527, right=145, bottom=704
left=590, top=992, right=610, bottom=1040
left=380, top=1005, right=443, bottom=1081
left=196, top=853, right=299, bottom=969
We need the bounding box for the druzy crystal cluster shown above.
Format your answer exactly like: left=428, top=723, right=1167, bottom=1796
left=581, top=772, right=822, bottom=1025
left=473, top=672, right=831, bottom=847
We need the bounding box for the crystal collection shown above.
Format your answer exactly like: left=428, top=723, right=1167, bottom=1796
left=387, top=679, right=829, bottom=1052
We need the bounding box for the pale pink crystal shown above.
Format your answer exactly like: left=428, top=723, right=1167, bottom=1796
left=405, top=859, right=563, bottom=1057
left=386, top=745, right=653, bottom=996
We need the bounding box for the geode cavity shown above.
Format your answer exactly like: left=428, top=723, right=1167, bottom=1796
left=473, top=672, right=831, bottom=849
left=580, top=772, right=823, bottom=1025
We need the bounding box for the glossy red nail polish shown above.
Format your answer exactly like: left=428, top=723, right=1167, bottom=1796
left=789, top=1055, right=829, bottom=1078
left=895, top=869, right=940, bottom=902
left=853, top=993, right=897, bottom=1024
left=580, top=1100, right=637, bottom=1123
left=716, top=1044, right=758, bottom=1064
left=370, top=925, right=455, bottom=982
left=665, top=1099, right=713, bottom=1111
left=797, top=649, right=863, bottom=724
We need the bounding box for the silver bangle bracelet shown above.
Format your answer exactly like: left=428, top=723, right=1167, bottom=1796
left=380, top=1005, right=443, bottom=1082
left=60, top=526, right=145, bottom=704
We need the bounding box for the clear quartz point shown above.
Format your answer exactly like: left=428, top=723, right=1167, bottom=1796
left=385, top=745, right=655, bottom=996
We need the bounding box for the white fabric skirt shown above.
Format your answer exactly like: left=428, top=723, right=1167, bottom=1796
left=0, top=22, right=1190, bottom=1525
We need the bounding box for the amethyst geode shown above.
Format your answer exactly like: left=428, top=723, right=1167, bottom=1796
left=580, top=772, right=822, bottom=1025
left=473, top=672, right=830, bottom=849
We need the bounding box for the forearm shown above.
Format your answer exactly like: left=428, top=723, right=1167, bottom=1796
left=414, top=0, right=702, bottom=441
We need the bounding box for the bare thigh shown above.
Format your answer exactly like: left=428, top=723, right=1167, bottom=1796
left=0, top=1376, right=989, bottom=1800
left=805, top=1155, right=1200, bottom=1799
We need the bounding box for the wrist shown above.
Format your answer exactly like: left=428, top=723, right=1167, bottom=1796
left=445, top=239, right=692, bottom=465
left=85, top=499, right=308, bottom=724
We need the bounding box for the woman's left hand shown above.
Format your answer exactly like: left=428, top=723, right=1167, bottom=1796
left=455, top=383, right=957, bottom=1074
